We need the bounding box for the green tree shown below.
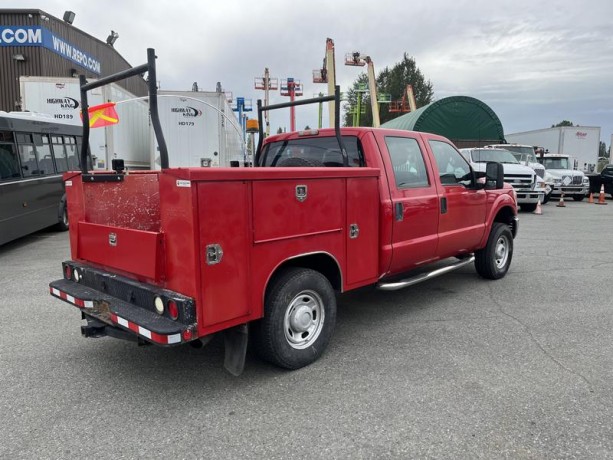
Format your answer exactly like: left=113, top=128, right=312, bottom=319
left=343, top=53, right=434, bottom=127
left=343, top=73, right=370, bottom=127
left=552, top=120, right=574, bottom=127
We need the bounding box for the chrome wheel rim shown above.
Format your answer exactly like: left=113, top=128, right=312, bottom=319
left=495, top=235, right=510, bottom=269
left=283, top=290, right=325, bottom=349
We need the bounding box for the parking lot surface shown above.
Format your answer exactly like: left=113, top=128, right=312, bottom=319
left=1, top=200, right=612, bottom=459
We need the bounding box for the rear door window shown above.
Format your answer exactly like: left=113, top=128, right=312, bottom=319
left=385, top=136, right=429, bottom=188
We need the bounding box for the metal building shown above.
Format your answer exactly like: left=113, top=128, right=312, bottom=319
left=381, top=96, right=505, bottom=148
left=0, top=8, right=147, bottom=112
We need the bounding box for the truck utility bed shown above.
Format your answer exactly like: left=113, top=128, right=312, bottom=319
left=52, top=167, right=380, bottom=345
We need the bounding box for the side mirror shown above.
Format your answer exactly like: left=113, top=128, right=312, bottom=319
left=485, top=162, right=504, bottom=189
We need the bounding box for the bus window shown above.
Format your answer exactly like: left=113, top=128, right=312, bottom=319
left=52, top=136, right=69, bottom=173
left=0, top=142, right=21, bottom=180
left=65, top=136, right=80, bottom=170
left=37, top=134, right=56, bottom=175
left=17, top=134, right=40, bottom=177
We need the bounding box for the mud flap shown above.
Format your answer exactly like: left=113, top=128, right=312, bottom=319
left=223, top=323, right=248, bottom=376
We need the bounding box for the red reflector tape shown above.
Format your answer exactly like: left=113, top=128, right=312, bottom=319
left=50, top=287, right=93, bottom=308
left=52, top=288, right=184, bottom=345
left=110, top=313, right=182, bottom=345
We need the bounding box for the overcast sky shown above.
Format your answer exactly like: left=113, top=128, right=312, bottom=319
left=13, top=0, right=613, bottom=145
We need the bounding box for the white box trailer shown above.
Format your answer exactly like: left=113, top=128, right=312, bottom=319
left=505, top=126, right=601, bottom=173
left=152, top=91, right=244, bottom=169
left=19, top=76, right=150, bottom=170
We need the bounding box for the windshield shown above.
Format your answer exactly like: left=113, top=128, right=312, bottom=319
left=510, top=151, right=539, bottom=163
left=540, top=157, right=570, bottom=169
left=471, top=149, right=519, bottom=164
left=500, top=145, right=534, bottom=156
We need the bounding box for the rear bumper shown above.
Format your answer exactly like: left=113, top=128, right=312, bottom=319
left=50, top=263, right=197, bottom=346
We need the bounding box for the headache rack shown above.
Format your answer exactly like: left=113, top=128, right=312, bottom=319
left=78, top=48, right=169, bottom=178
left=254, top=86, right=348, bottom=166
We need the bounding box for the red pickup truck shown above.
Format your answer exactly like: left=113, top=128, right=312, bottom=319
left=49, top=50, right=518, bottom=375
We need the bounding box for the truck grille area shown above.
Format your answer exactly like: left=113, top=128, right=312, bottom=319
left=50, top=262, right=197, bottom=345
left=561, top=175, right=583, bottom=185
left=504, top=174, right=534, bottom=190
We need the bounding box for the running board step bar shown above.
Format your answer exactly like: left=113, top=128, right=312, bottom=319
left=377, top=255, right=475, bottom=291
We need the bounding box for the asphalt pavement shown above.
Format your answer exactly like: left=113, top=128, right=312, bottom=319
left=1, top=199, right=612, bottom=459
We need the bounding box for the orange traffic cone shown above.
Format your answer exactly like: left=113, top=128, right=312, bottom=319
left=588, top=192, right=594, bottom=204
left=556, top=193, right=566, bottom=207
left=595, top=184, right=608, bottom=205
left=533, top=199, right=542, bottom=215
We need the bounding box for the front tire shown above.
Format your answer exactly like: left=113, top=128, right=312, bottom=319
left=573, top=195, right=584, bottom=202
left=252, top=268, right=336, bottom=369
left=475, top=223, right=513, bottom=280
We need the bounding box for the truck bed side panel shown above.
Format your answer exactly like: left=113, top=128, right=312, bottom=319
left=197, top=181, right=251, bottom=327
left=252, top=179, right=343, bottom=243
left=250, top=177, right=347, bottom=318
left=159, top=173, right=201, bottom=299
left=346, top=176, right=379, bottom=287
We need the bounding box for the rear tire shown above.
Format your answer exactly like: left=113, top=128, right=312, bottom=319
left=475, top=223, right=513, bottom=280
left=252, top=267, right=336, bottom=369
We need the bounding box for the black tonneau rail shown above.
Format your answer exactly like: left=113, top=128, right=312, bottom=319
left=79, top=48, right=168, bottom=173
left=255, top=85, right=347, bottom=166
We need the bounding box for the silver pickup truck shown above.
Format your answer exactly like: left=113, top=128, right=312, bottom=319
left=461, top=147, right=547, bottom=211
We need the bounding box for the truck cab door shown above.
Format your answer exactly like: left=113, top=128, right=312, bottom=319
left=380, top=135, right=439, bottom=275
left=427, top=139, right=486, bottom=258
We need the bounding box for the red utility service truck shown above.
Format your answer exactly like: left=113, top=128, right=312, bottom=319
left=50, top=50, right=518, bottom=375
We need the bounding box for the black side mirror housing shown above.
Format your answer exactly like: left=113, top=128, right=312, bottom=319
left=485, top=162, right=504, bottom=189
left=111, top=158, right=125, bottom=173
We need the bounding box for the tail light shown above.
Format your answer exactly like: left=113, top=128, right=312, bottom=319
left=168, top=300, right=179, bottom=320
left=64, top=265, right=72, bottom=280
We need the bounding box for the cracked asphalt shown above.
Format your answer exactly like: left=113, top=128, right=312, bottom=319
left=1, top=199, right=612, bottom=459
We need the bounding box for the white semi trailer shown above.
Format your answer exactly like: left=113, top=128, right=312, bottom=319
left=505, top=126, right=601, bottom=173
left=151, top=91, right=244, bottom=169
left=19, top=76, right=150, bottom=170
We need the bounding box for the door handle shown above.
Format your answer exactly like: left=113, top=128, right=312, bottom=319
left=440, top=197, right=447, bottom=214
left=395, top=202, right=404, bottom=221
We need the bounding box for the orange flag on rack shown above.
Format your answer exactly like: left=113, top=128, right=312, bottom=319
left=82, top=102, right=119, bottom=128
